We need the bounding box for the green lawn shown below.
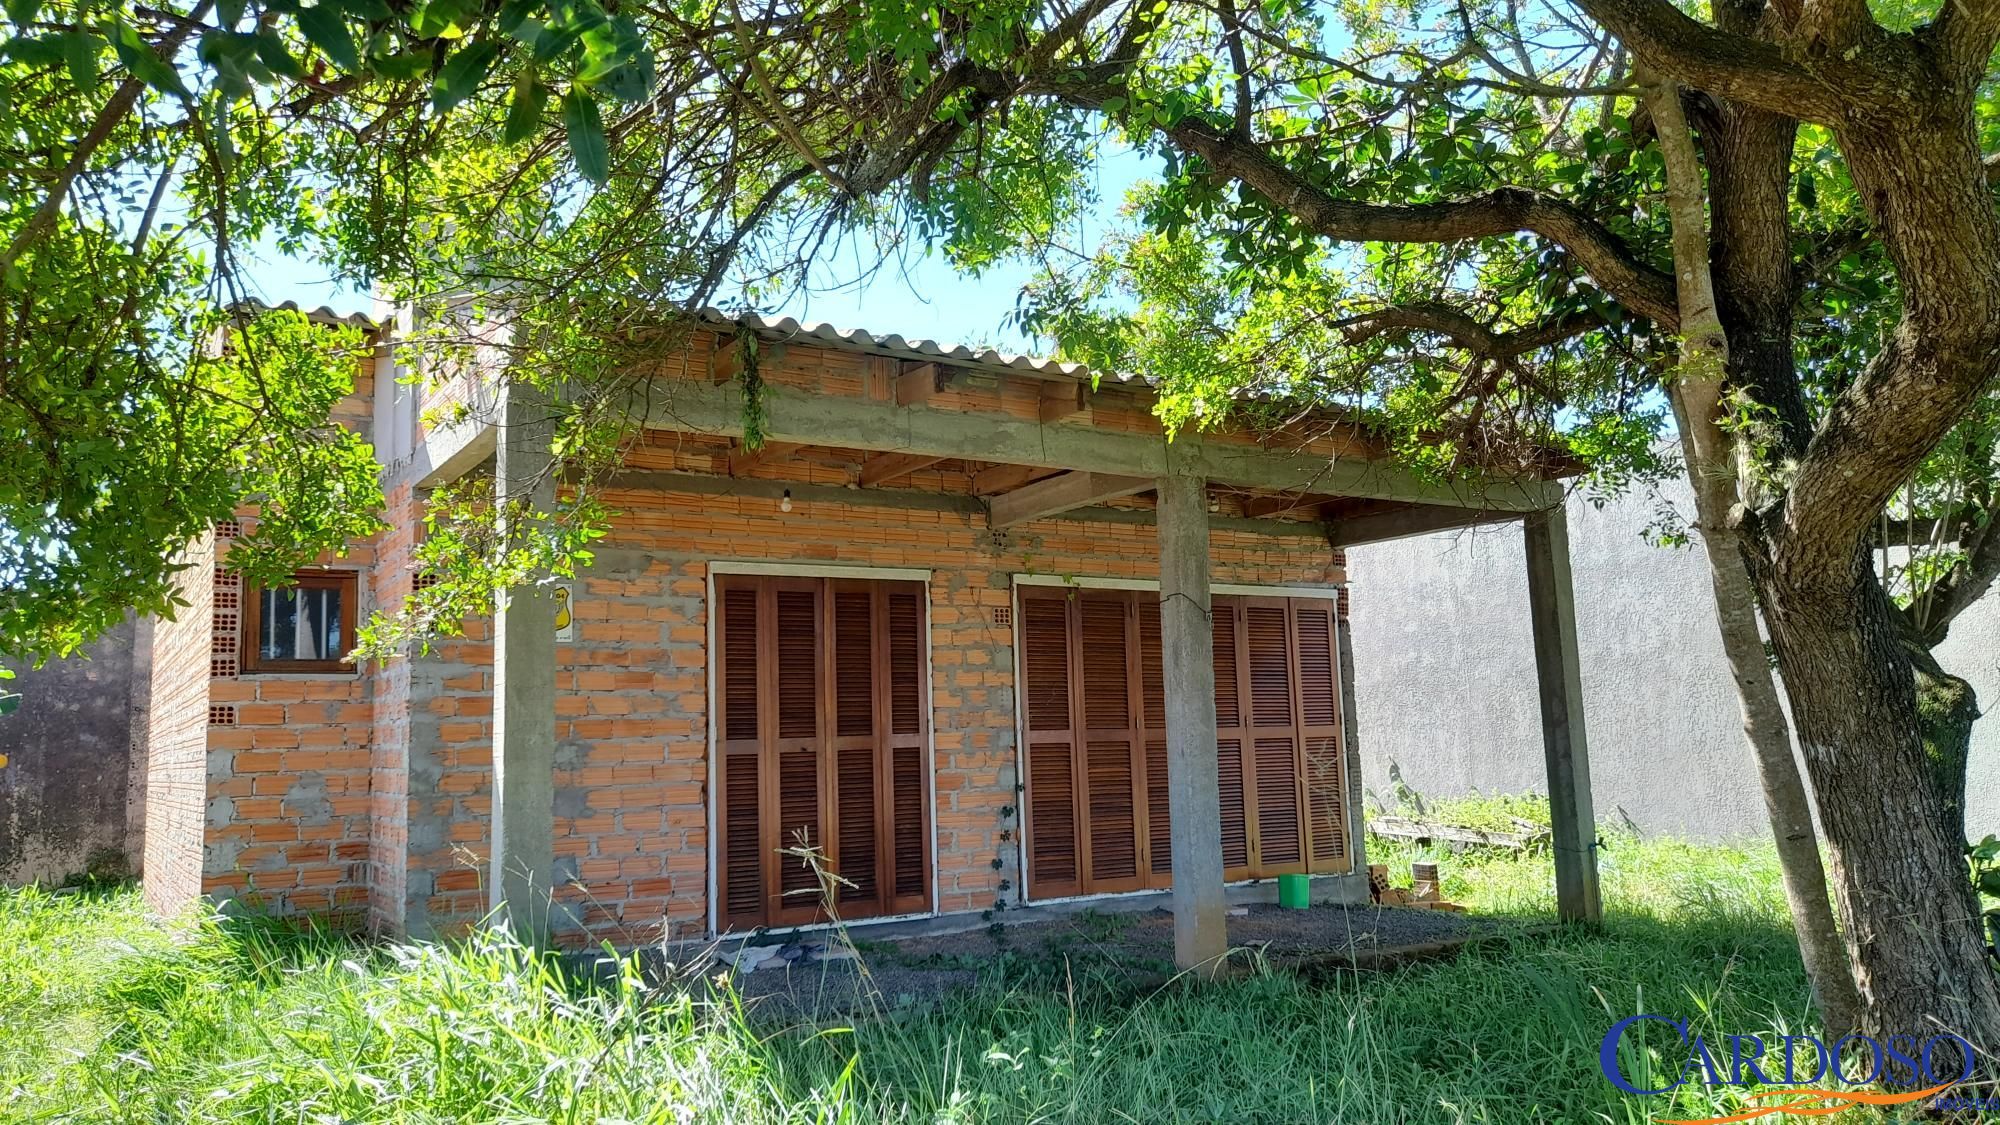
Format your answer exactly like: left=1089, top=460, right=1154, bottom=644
left=0, top=830, right=1909, bottom=1123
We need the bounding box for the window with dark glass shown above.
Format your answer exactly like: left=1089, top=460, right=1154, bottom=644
left=241, top=571, right=358, bottom=673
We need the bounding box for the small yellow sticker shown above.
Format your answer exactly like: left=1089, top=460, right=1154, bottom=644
left=0, top=754, right=9, bottom=769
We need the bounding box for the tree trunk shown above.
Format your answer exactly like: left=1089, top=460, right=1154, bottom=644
left=1646, top=74, right=1863, bottom=1039
left=1752, top=546, right=2000, bottom=1058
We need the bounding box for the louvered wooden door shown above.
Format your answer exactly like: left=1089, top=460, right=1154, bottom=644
left=716, top=575, right=931, bottom=930
left=1020, top=588, right=1350, bottom=901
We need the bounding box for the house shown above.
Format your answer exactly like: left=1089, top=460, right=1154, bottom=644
left=137, top=306, right=1596, bottom=970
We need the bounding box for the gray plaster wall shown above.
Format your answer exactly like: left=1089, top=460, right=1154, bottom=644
left=1346, top=478, right=2000, bottom=842
left=0, top=618, right=145, bottom=884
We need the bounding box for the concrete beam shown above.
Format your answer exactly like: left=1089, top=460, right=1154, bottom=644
left=988, top=471, right=1151, bottom=529
left=636, top=379, right=1556, bottom=511
left=1329, top=504, right=1524, bottom=547
left=859, top=451, right=948, bottom=487
left=1523, top=505, right=1602, bottom=924
left=1156, top=471, right=1229, bottom=974
left=489, top=379, right=559, bottom=943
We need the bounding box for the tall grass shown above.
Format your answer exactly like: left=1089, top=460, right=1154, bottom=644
left=0, top=836, right=1910, bottom=1124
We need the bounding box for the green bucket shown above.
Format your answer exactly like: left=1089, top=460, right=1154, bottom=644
left=1277, top=873, right=1311, bottom=910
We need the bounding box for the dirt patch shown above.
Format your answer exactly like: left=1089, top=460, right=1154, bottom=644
left=724, top=903, right=1517, bottom=1023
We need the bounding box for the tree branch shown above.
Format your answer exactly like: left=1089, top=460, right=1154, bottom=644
left=0, top=0, right=214, bottom=275
left=1024, top=69, right=1680, bottom=326
left=1332, top=303, right=1609, bottom=357
left=1569, top=0, right=1845, bottom=123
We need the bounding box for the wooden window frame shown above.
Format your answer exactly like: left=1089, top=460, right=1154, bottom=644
left=239, top=570, right=359, bottom=675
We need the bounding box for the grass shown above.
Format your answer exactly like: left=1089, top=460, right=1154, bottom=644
left=0, top=829, right=1931, bottom=1124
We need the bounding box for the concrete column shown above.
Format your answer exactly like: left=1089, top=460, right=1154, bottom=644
left=489, top=381, right=558, bottom=941
left=1155, top=472, right=1229, bottom=973
left=1523, top=505, right=1602, bottom=923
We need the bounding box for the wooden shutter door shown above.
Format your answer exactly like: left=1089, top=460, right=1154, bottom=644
left=1211, top=598, right=1254, bottom=881
left=1020, top=591, right=1082, bottom=898
left=1240, top=598, right=1305, bottom=877
left=1077, top=593, right=1143, bottom=893
left=769, top=579, right=825, bottom=925
left=1292, top=599, right=1350, bottom=874
left=1136, top=599, right=1172, bottom=887
left=717, top=579, right=766, bottom=930
left=829, top=583, right=881, bottom=912
left=881, top=583, right=932, bottom=914
left=716, top=575, right=931, bottom=930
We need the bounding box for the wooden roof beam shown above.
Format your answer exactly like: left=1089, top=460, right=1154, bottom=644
left=859, top=451, right=948, bottom=487
left=971, top=463, right=1063, bottom=496
left=1039, top=380, right=1088, bottom=423
left=727, top=439, right=800, bottom=476
left=1241, top=494, right=1332, bottom=520
left=895, top=362, right=954, bottom=406
left=989, top=471, right=1152, bottom=529
left=1328, top=504, right=1529, bottom=547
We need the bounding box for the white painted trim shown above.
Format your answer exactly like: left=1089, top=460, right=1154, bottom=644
left=1010, top=573, right=1344, bottom=597
left=709, top=560, right=933, bottom=582
left=701, top=563, right=944, bottom=936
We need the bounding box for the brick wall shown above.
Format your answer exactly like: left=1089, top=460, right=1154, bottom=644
left=197, top=524, right=377, bottom=925
left=141, top=531, right=215, bottom=918
left=392, top=481, right=1347, bottom=946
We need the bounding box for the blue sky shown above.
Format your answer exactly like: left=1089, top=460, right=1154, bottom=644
left=243, top=148, right=1151, bottom=355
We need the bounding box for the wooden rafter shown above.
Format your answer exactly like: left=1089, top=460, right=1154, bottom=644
left=989, top=471, right=1152, bottom=529
left=971, top=463, right=1063, bottom=496
left=727, top=439, right=800, bottom=477
left=1327, top=504, right=1525, bottom=546
left=894, top=362, right=953, bottom=406
left=1039, top=380, right=1088, bottom=423
left=1241, top=494, right=1332, bottom=520
left=859, top=451, right=948, bottom=487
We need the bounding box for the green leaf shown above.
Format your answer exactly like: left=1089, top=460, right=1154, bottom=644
left=562, top=90, right=606, bottom=184
left=112, top=21, right=189, bottom=97
left=503, top=71, right=546, bottom=144
left=0, top=691, right=16, bottom=717
left=3, top=0, right=36, bottom=25
left=294, top=3, right=358, bottom=72
left=411, top=0, right=477, bottom=38
left=430, top=38, right=498, bottom=111
left=253, top=28, right=305, bottom=77
left=1979, top=869, right=2000, bottom=897
left=59, top=30, right=100, bottom=92
left=370, top=48, right=429, bottom=79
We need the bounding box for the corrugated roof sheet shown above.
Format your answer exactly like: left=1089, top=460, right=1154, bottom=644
left=697, top=307, right=1131, bottom=384
left=233, top=297, right=378, bottom=331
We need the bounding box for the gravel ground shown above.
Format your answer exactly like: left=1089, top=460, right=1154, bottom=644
left=721, top=902, right=1514, bottom=1023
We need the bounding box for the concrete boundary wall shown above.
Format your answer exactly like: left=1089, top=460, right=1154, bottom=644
left=1346, top=475, right=2000, bottom=842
